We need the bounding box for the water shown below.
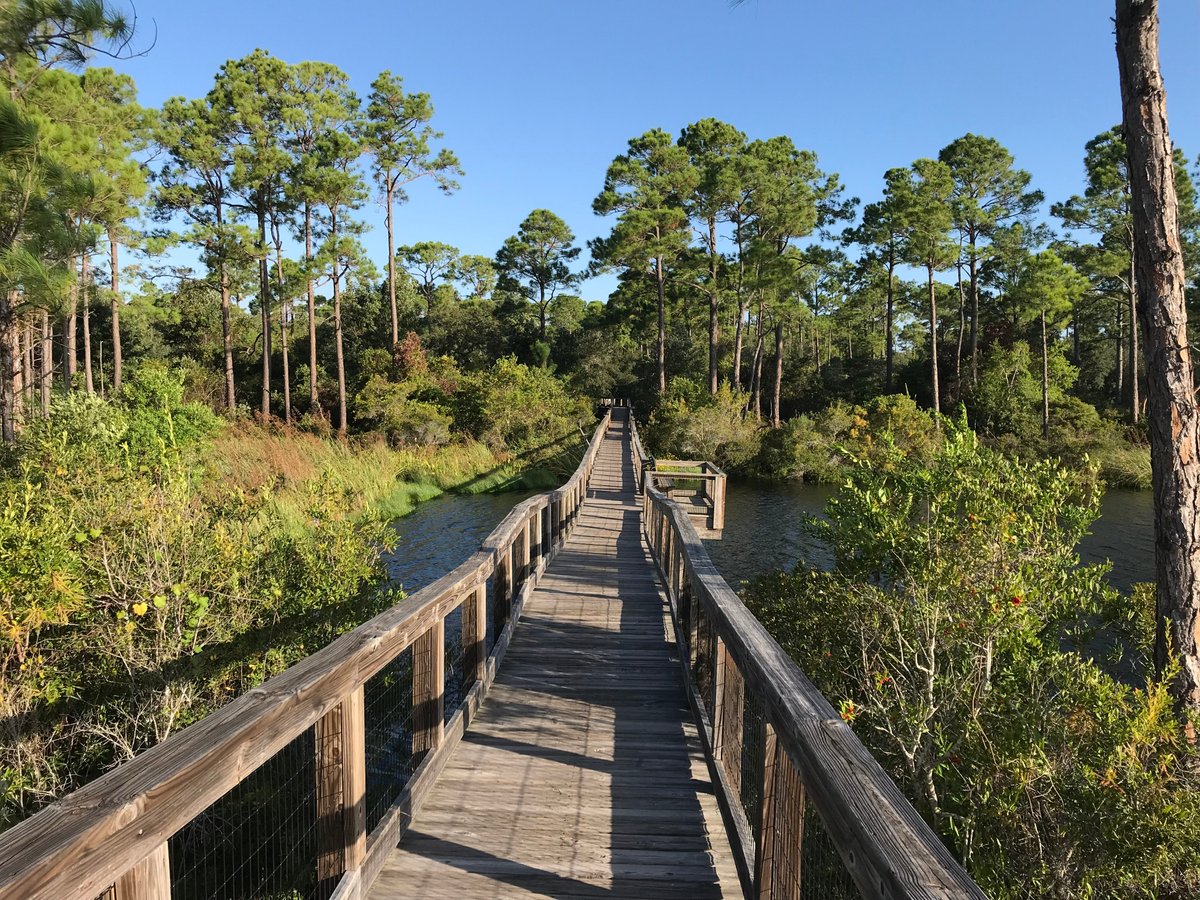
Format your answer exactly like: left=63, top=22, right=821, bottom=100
left=381, top=480, right=1155, bottom=600
left=704, top=481, right=1156, bottom=594
left=383, top=489, right=538, bottom=594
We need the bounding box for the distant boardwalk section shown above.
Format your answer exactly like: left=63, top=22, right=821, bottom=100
left=370, top=408, right=739, bottom=898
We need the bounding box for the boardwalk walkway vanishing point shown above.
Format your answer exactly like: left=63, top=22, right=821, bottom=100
left=370, top=410, right=741, bottom=898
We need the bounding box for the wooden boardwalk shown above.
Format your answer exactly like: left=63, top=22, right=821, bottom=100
left=370, top=412, right=740, bottom=899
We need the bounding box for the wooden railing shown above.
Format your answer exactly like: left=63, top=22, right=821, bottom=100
left=629, top=416, right=985, bottom=900
left=0, top=412, right=612, bottom=900
left=648, top=458, right=727, bottom=533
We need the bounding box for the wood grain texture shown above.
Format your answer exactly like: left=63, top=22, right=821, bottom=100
left=369, top=409, right=739, bottom=900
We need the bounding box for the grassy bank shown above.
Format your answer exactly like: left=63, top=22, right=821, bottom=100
left=204, top=423, right=587, bottom=533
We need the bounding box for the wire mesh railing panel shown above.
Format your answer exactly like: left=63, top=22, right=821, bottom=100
left=168, top=729, right=325, bottom=900
left=740, top=690, right=768, bottom=847
left=716, top=649, right=746, bottom=798
left=693, top=602, right=716, bottom=722
left=363, top=647, right=415, bottom=834
left=766, top=745, right=806, bottom=900
left=800, top=801, right=863, bottom=900
left=443, top=605, right=466, bottom=724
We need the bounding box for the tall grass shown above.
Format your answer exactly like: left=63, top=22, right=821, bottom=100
left=203, top=424, right=509, bottom=532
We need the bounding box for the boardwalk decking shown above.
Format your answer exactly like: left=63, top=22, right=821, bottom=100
left=370, top=412, right=740, bottom=899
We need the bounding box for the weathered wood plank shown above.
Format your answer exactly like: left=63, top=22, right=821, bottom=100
left=112, top=843, right=169, bottom=900
left=369, top=408, right=739, bottom=899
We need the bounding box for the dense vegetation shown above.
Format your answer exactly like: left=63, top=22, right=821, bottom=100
left=2, top=3, right=1199, bottom=897
left=744, top=425, right=1200, bottom=898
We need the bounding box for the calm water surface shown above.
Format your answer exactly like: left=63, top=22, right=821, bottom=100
left=382, top=482, right=1155, bottom=599
left=704, top=481, right=1156, bottom=594
left=383, top=489, right=537, bottom=594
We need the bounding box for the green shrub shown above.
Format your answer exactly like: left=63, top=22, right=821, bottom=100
left=743, top=419, right=1200, bottom=898
left=645, top=385, right=761, bottom=472
left=451, top=357, right=591, bottom=456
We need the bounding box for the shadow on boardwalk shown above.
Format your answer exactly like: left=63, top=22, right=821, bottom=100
left=369, top=412, right=738, bottom=899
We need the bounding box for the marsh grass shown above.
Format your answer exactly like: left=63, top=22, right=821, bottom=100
left=204, top=424, right=578, bottom=534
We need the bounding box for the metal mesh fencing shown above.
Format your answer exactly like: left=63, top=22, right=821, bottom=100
left=363, top=647, right=415, bottom=833
left=799, top=800, right=863, bottom=900
left=167, top=729, right=328, bottom=900
left=443, top=605, right=466, bottom=724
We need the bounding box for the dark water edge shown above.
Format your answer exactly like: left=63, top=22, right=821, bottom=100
left=383, top=489, right=538, bottom=595
left=703, top=480, right=1156, bottom=595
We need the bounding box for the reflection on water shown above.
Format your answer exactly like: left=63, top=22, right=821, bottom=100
left=383, top=490, right=538, bottom=594
left=704, top=481, right=1155, bottom=594
left=381, top=481, right=1155, bottom=600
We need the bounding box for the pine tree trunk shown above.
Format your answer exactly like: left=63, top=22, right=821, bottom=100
left=40, top=310, right=51, bottom=415
left=655, top=254, right=666, bottom=396
left=539, top=284, right=548, bottom=343
left=332, top=207, right=347, bottom=438
left=306, top=203, right=319, bottom=412
left=1129, top=251, right=1141, bottom=423
left=732, top=225, right=746, bottom=391
left=1041, top=309, right=1050, bottom=440
left=0, top=292, right=15, bottom=442
left=771, top=319, right=784, bottom=428
left=750, top=299, right=764, bottom=419
left=1116, top=0, right=1200, bottom=721
left=1116, top=297, right=1125, bottom=397
left=955, top=264, right=966, bottom=394
left=109, top=234, right=122, bottom=392
left=708, top=216, right=719, bottom=395
left=928, top=265, right=940, bottom=414
left=258, top=209, right=271, bottom=419
left=24, top=319, right=34, bottom=410
left=885, top=258, right=895, bottom=392
left=64, top=259, right=77, bottom=391
left=276, top=253, right=291, bottom=425
left=969, top=243, right=980, bottom=383
left=219, top=261, right=236, bottom=411
left=81, top=254, right=94, bottom=394
left=386, top=181, right=399, bottom=351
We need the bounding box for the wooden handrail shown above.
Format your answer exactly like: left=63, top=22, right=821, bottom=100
left=0, top=411, right=613, bottom=900
left=643, top=478, right=985, bottom=900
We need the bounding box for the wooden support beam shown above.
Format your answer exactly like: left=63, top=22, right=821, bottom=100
left=113, top=843, right=169, bottom=900
left=519, top=517, right=531, bottom=588
left=715, top=639, right=745, bottom=796
left=755, top=725, right=778, bottom=900
left=411, top=619, right=445, bottom=759
left=315, top=686, right=367, bottom=889
left=462, top=584, right=486, bottom=688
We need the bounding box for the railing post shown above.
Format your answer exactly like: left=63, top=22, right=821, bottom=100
left=113, top=843, right=170, bottom=900
left=515, top=519, right=530, bottom=595
left=550, top=491, right=562, bottom=547
left=493, top=546, right=512, bottom=636
left=462, top=583, right=486, bottom=687
left=755, top=724, right=778, bottom=899
left=714, top=639, right=745, bottom=795
left=412, top=619, right=445, bottom=759
left=712, top=470, right=727, bottom=531
left=315, top=686, right=367, bottom=892
left=756, top=730, right=806, bottom=900
left=529, top=508, right=542, bottom=574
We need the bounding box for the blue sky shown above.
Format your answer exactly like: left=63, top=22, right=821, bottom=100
left=110, top=0, right=1200, bottom=299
